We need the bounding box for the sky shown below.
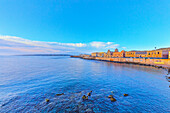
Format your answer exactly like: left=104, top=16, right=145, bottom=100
left=0, top=0, right=170, bottom=55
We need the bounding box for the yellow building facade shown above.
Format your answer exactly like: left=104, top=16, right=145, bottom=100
left=125, top=51, right=136, bottom=57
left=91, top=52, right=98, bottom=57
left=125, top=49, right=169, bottom=58
left=112, top=50, right=125, bottom=58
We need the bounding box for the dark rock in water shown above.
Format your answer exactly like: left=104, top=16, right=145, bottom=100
left=108, top=95, right=113, bottom=98
left=157, top=66, right=162, bottom=68
left=124, top=94, right=128, bottom=96
left=46, top=99, right=50, bottom=102
left=87, top=93, right=91, bottom=96
left=87, top=91, right=92, bottom=96
left=82, top=95, right=88, bottom=100
left=110, top=97, right=116, bottom=102
left=56, top=93, right=64, bottom=96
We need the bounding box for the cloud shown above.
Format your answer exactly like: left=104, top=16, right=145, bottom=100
left=0, top=46, right=61, bottom=53
left=122, top=47, right=127, bottom=49
left=106, top=44, right=119, bottom=49
left=48, top=42, right=86, bottom=47
left=0, top=35, right=86, bottom=48
left=90, top=42, right=106, bottom=48
left=0, top=35, right=124, bottom=55
left=90, top=41, right=119, bottom=49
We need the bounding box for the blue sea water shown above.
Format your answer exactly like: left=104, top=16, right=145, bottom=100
left=0, top=56, right=170, bottom=113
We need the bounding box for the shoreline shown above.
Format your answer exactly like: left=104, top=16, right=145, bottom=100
left=71, top=56, right=170, bottom=72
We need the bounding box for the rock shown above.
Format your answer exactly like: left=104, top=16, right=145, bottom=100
left=56, top=93, right=64, bottom=96
left=108, top=95, right=113, bottom=98
left=124, top=94, right=128, bottom=96
left=82, top=95, right=88, bottom=100
left=46, top=99, right=49, bottom=102
left=87, top=91, right=92, bottom=96
left=110, top=97, right=116, bottom=102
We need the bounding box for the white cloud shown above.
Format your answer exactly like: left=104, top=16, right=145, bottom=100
left=52, top=42, right=86, bottom=47
left=0, top=35, right=86, bottom=48
left=106, top=44, right=119, bottom=49
left=90, top=42, right=106, bottom=48
left=106, top=42, right=113, bottom=45
left=90, top=41, right=119, bottom=49
left=0, top=46, right=60, bottom=53
left=0, top=35, right=124, bottom=55
left=122, top=47, right=127, bottom=49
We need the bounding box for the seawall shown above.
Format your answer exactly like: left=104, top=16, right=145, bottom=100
left=94, top=57, right=170, bottom=69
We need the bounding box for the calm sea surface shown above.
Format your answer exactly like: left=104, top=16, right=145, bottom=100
left=0, top=56, right=170, bottom=113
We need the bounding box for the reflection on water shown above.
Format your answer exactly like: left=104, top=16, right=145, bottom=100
left=0, top=56, right=170, bottom=112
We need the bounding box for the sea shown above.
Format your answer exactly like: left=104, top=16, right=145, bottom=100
left=0, top=56, right=170, bottom=113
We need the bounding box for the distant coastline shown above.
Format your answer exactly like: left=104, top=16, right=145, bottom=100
left=15, top=54, right=72, bottom=56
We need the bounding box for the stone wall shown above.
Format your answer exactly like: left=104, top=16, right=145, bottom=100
left=95, top=57, right=170, bottom=66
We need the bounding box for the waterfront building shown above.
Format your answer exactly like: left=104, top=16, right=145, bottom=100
left=104, top=49, right=113, bottom=58
left=91, top=52, right=105, bottom=57
left=80, top=54, right=90, bottom=58
left=91, top=52, right=98, bottom=57
left=97, top=52, right=105, bottom=57
left=130, top=51, right=148, bottom=58
left=125, top=47, right=170, bottom=58
left=125, top=51, right=136, bottom=58
left=112, top=49, right=125, bottom=58
left=147, top=49, right=169, bottom=58
left=91, top=47, right=170, bottom=59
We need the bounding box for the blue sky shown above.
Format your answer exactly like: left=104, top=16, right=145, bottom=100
left=0, top=0, right=170, bottom=55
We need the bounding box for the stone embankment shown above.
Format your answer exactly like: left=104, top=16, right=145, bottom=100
left=71, top=56, right=170, bottom=72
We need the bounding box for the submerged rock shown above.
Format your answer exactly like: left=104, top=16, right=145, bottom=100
left=87, top=91, right=92, bottom=96
left=46, top=99, right=50, bottom=102
left=124, top=94, right=128, bottom=96
left=82, top=95, right=88, bottom=100
left=110, top=97, right=116, bottom=102
left=56, top=93, right=64, bottom=96
left=108, top=95, right=113, bottom=98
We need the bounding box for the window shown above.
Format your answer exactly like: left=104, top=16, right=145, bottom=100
left=158, top=52, right=159, bottom=54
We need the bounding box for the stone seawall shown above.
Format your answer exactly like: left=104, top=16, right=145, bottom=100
left=94, top=57, right=170, bottom=69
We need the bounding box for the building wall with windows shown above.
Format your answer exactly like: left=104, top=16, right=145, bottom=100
left=112, top=50, right=125, bottom=58
left=125, top=49, right=169, bottom=58
left=125, top=51, right=136, bottom=57
left=97, top=52, right=105, bottom=57
left=91, top=52, right=98, bottom=57
left=146, top=50, right=162, bottom=58
left=91, top=52, right=105, bottom=57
